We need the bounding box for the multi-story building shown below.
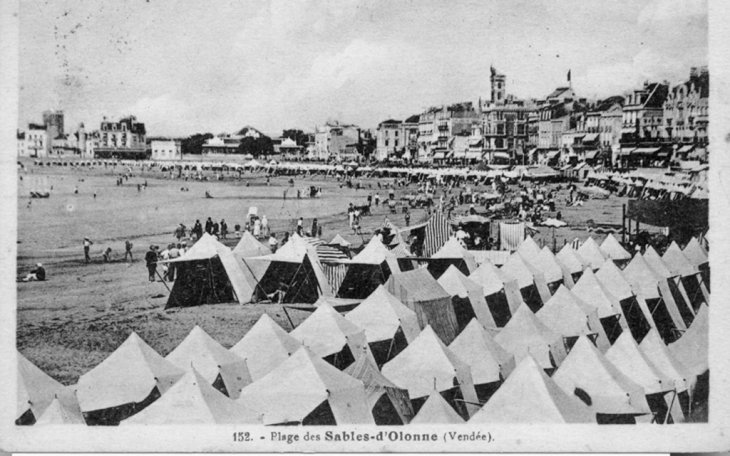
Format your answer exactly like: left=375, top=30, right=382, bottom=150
left=619, top=81, right=669, bottom=166
left=663, top=66, right=709, bottom=160
left=17, top=131, right=27, bottom=157
left=95, top=116, right=147, bottom=159
left=151, top=140, right=182, bottom=161
left=375, top=119, right=403, bottom=161
left=478, top=67, right=533, bottom=164
left=314, top=121, right=361, bottom=161
left=417, top=102, right=476, bottom=163
left=25, top=123, right=49, bottom=158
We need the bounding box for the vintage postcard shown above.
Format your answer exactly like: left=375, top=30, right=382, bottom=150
left=1, top=0, right=729, bottom=452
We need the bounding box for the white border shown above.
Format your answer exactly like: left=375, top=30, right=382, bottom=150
left=1, top=0, right=728, bottom=452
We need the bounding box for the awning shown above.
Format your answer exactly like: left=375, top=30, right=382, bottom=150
left=585, top=150, right=599, bottom=160
left=514, top=148, right=524, bottom=156
left=468, top=138, right=483, bottom=147
left=656, top=151, right=670, bottom=158
left=583, top=133, right=599, bottom=142
left=621, top=127, right=635, bottom=133
left=433, top=152, right=445, bottom=159
left=465, top=151, right=482, bottom=160
left=546, top=151, right=560, bottom=159
left=620, top=147, right=636, bottom=156
left=452, top=150, right=466, bottom=158
left=528, top=148, right=538, bottom=156
left=633, top=147, right=661, bottom=155
left=493, top=151, right=510, bottom=160
left=678, top=145, right=695, bottom=153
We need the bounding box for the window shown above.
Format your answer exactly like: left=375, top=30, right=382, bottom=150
left=395, top=140, right=399, bottom=147
left=395, top=131, right=399, bottom=137
left=385, top=139, right=389, bottom=146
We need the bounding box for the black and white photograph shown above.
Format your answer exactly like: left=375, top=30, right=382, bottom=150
left=1, top=0, right=729, bottom=452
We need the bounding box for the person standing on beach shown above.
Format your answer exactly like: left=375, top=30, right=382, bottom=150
left=83, top=237, right=93, bottom=263
left=220, top=219, right=228, bottom=239
left=311, top=218, right=318, bottom=238
left=261, top=215, right=269, bottom=237
left=205, top=217, right=213, bottom=234
left=145, top=245, right=158, bottom=282
left=125, top=240, right=134, bottom=262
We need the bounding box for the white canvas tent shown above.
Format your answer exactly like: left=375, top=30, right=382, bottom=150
left=17, top=352, right=83, bottom=425
left=438, top=265, right=497, bottom=330
left=410, top=390, right=465, bottom=424
left=243, top=234, right=333, bottom=303
left=34, top=396, right=86, bottom=425
left=500, top=253, right=552, bottom=312
left=537, top=285, right=611, bottom=353
left=164, top=233, right=256, bottom=308
left=344, top=285, right=420, bottom=365
left=337, top=236, right=401, bottom=299
left=494, top=304, right=567, bottom=373
left=428, top=237, right=478, bottom=278
left=571, top=268, right=628, bottom=344
left=344, top=356, right=414, bottom=425
left=552, top=336, right=651, bottom=421
left=448, top=319, right=515, bottom=402
left=166, top=326, right=252, bottom=399
left=76, top=332, right=185, bottom=425
left=121, top=368, right=263, bottom=425
left=577, top=237, right=608, bottom=270
left=556, top=244, right=588, bottom=283
left=469, top=355, right=594, bottom=424
left=232, top=231, right=271, bottom=258
left=290, top=302, right=376, bottom=370
left=230, top=313, right=301, bottom=381
left=600, top=234, right=631, bottom=265
left=237, top=346, right=374, bottom=425
left=469, top=259, right=524, bottom=327
left=381, top=325, right=480, bottom=420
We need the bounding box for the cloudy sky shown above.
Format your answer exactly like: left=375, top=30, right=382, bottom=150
left=19, top=0, right=707, bottom=136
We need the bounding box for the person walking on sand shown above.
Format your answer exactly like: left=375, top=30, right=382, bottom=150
left=205, top=217, right=213, bottom=234
left=125, top=240, right=134, bottom=262
left=145, top=245, right=158, bottom=282
left=83, top=237, right=93, bottom=263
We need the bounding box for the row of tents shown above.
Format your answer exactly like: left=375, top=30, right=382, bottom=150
left=17, top=229, right=710, bottom=426
left=16, top=296, right=708, bottom=426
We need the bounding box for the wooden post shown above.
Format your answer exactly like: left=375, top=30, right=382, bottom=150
left=622, top=204, right=626, bottom=245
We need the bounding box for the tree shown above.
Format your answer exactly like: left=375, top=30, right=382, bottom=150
left=282, top=129, right=308, bottom=146
left=181, top=133, right=213, bottom=155
left=236, top=135, right=273, bottom=157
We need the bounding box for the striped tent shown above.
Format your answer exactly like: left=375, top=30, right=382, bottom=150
left=422, top=211, right=454, bottom=257
left=499, top=222, right=526, bottom=252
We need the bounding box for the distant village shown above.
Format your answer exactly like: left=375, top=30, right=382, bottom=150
left=18, top=66, right=708, bottom=169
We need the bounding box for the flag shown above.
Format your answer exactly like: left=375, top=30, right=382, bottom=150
left=567, top=70, right=571, bottom=82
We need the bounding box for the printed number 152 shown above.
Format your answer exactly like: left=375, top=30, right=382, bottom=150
left=234, top=432, right=251, bottom=442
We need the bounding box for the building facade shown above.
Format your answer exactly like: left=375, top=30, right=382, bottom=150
left=314, top=121, right=361, bottom=161
left=663, top=66, right=709, bottom=160
left=417, top=103, right=476, bottom=163
left=95, top=116, right=147, bottom=159
left=375, top=119, right=403, bottom=161
left=151, top=140, right=182, bottom=161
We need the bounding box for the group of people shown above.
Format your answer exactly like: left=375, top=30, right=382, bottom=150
left=145, top=243, right=185, bottom=282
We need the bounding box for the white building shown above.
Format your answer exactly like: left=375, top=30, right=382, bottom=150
left=151, top=140, right=182, bottom=161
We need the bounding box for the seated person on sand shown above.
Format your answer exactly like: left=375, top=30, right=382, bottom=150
left=19, top=263, right=45, bottom=282
left=102, top=247, right=114, bottom=263
left=266, top=281, right=289, bottom=304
